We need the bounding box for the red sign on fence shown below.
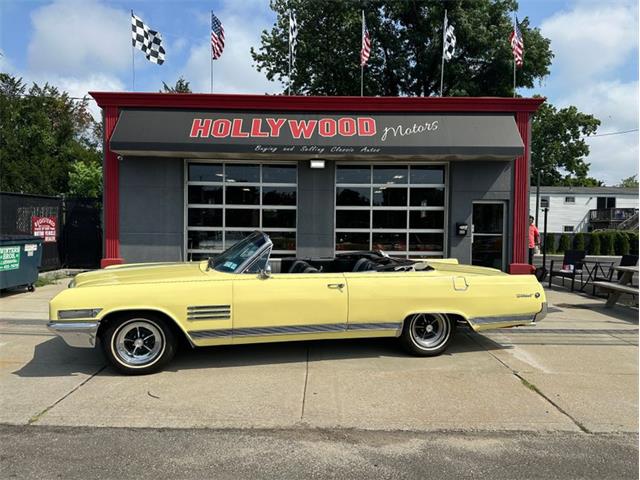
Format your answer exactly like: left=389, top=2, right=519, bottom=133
left=32, top=216, right=57, bottom=243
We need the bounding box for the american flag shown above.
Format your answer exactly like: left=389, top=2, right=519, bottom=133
left=360, top=11, right=371, bottom=67
left=509, top=17, right=524, bottom=67
left=211, top=13, right=225, bottom=60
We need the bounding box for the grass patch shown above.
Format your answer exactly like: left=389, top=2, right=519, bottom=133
left=35, top=273, right=68, bottom=287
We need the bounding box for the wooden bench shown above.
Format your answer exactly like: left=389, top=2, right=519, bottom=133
left=592, top=281, right=639, bottom=307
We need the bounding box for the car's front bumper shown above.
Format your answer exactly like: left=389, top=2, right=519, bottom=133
left=47, top=321, right=99, bottom=348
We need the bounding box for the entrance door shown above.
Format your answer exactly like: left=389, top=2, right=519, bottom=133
left=472, top=202, right=506, bottom=271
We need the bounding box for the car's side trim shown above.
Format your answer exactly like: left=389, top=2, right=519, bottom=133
left=471, top=314, right=535, bottom=325
left=188, top=322, right=402, bottom=340
left=187, top=305, right=231, bottom=321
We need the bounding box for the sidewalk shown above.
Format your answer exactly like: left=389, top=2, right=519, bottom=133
left=0, top=280, right=637, bottom=433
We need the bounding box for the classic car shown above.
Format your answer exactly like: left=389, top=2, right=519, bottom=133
left=48, top=231, right=547, bottom=375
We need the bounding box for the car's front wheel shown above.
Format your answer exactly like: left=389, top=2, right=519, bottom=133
left=399, top=313, right=455, bottom=356
left=101, top=314, right=176, bottom=375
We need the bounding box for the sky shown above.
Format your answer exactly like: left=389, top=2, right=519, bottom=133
left=0, top=0, right=638, bottom=186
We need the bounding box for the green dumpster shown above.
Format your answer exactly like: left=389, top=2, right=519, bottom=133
left=0, top=235, right=43, bottom=292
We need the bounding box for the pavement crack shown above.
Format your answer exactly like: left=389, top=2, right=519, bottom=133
left=463, top=331, right=592, bottom=434
left=27, top=365, right=106, bottom=425
left=300, top=345, right=310, bottom=420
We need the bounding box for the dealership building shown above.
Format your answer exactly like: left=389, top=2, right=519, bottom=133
left=90, top=92, right=543, bottom=272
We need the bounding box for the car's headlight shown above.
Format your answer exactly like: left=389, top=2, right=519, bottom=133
left=57, top=308, right=102, bottom=320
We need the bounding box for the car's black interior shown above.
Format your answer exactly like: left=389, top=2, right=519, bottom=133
left=278, top=252, right=432, bottom=273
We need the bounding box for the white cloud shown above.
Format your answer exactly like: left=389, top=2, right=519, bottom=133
left=540, top=3, right=638, bottom=82
left=27, top=0, right=131, bottom=76
left=181, top=2, right=282, bottom=94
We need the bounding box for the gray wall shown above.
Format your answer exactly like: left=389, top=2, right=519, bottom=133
left=447, top=160, right=514, bottom=267
left=296, top=161, right=335, bottom=257
left=120, top=156, right=184, bottom=262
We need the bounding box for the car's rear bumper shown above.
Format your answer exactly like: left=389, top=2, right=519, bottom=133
left=47, top=321, right=99, bottom=348
left=534, top=302, right=548, bottom=323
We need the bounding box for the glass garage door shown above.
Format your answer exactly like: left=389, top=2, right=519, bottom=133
left=186, top=162, right=297, bottom=259
left=335, top=164, right=447, bottom=258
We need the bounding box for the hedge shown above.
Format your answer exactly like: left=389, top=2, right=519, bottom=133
left=558, top=233, right=572, bottom=253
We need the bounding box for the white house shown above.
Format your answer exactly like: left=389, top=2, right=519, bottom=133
left=530, top=186, right=639, bottom=233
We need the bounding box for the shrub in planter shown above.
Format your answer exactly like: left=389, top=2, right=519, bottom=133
left=602, top=231, right=616, bottom=256
left=573, top=232, right=586, bottom=252
left=589, top=233, right=601, bottom=255
left=615, top=231, right=630, bottom=256
left=558, top=233, right=571, bottom=253
left=544, top=232, right=556, bottom=253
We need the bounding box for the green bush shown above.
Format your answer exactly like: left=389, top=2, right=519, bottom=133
left=615, top=231, right=630, bottom=256
left=628, top=231, right=639, bottom=255
left=573, top=232, right=586, bottom=251
left=602, top=231, right=616, bottom=256
left=589, top=233, right=601, bottom=255
left=558, top=234, right=571, bottom=253
left=544, top=232, right=556, bottom=253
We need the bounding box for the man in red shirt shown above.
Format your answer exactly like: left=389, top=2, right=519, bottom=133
left=528, top=215, right=540, bottom=265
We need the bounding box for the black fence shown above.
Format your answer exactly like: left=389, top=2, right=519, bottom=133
left=0, top=192, right=102, bottom=271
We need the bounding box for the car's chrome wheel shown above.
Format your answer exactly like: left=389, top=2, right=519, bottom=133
left=102, top=314, right=176, bottom=375
left=400, top=313, right=455, bottom=356
left=113, top=320, right=165, bottom=367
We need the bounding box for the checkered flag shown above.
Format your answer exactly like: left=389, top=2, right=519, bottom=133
left=443, top=12, right=456, bottom=61
left=131, top=12, right=165, bottom=65
left=289, top=10, right=298, bottom=69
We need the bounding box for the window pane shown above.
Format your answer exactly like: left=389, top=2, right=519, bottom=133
left=188, top=185, right=222, bottom=204
left=226, top=209, right=259, bottom=227
left=373, top=210, right=406, bottom=229
left=263, top=165, right=296, bottom=183
left=409, top=210, right=444, bottom=229
left=189, top=163, right=223, bottom=182
left=336, top=210, right=370, bottom=229
left=225, top=231, right=252, bottom=247
left=372, top=232, right=406, bottom=251
left=269, top=232, right=296, bottom=250
left=336, top=232, right=369, bottom=251
left=472, top=204, right=503, bottom=234
left=337, top=187, right=370, bottom=206
left=410, top=166, right=444, bottom=184
left=373, top=166, right=408, bottom=184
left=409, top=233, right=444, bottom=252
left=336, top=165, right=371, bottom=184
left=263, top=187, right=296, bottom=206
left=263, top=209, right=296, bottom=228
left=188, top=208, right=223, bottom=227
left=188, top=231, right=223, bottom=250
left=410, top=188, right=445, bottom=207
left=373, top=187, right=407, bottom=206
left=225, top=164, right=259, bottom=183
left=226, top=186, right=259, bottom=205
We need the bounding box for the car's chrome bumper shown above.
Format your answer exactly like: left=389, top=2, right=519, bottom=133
left=47, top=321, right=99, bottom=348
left=534, top=302, right=548, bottom=323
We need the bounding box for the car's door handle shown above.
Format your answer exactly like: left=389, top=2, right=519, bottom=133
left=327, top=283, right=345, bottom=289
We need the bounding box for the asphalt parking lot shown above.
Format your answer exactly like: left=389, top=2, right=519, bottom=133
left=1, top=280, right=638, bottom=478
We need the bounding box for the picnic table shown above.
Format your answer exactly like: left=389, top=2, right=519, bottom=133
left=593, top=265, right=639, bottom=308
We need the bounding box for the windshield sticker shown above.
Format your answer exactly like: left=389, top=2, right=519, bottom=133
left=223, top=261, right=238, bottom=270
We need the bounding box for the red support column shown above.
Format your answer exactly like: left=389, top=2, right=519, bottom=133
left=512, top=111, right=531, bottom=265
left=100, top=106, right=124, bottom=268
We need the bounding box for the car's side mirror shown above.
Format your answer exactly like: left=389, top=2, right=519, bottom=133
left=258, top=263, right=272, bottom=280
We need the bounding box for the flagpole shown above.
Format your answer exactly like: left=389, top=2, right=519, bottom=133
left=440, top=10, right=447, bottom=97
left=210, top=10, right=213, bottom=93
left=131, top=10, right=135, bottom=91
left=288, top=11, right=292, bottom=96
left=361, top=10, right=364, bottom=97
left=512, top=14, right=516, bottom=98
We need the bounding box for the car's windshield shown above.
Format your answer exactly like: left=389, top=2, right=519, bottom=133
left=209, top=232, right=270, bottom=273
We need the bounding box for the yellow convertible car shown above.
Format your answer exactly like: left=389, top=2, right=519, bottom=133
left=48, top=231, right=546, bottom=375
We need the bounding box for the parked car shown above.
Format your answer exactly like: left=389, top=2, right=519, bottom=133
left=48, top=231, right=547, bottom=375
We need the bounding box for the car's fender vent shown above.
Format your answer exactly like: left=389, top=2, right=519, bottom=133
left=187, top=305, right=231, bottom=321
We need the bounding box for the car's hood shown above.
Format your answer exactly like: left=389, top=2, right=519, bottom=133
left=72, top=261, right=209, bottom=288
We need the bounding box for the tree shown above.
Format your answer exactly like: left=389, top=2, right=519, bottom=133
left=531, top=101, right=602, bottom=186
left=589, top=233, right=601, bottom=255
left=0, top=73, right=101, bottom=196
left=251, top=0, right=553, bottom=96
left=618, top=174, right=639, bottom=188
left=558, top=233, right=571, bottom=253
left=68, top=160, right=102, bottom=198
left=161, top=77, right=192, bottom=93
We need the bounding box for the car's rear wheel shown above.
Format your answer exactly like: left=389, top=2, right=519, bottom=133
left=102, top=314, right=176, bottom=375
left=399, top=313, right=455, bottom=356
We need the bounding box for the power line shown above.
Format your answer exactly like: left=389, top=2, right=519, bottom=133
left=588, top=128, right=639, bottom=138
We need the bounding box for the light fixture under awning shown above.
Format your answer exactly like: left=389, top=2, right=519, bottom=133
left=109, top=109, right=524, bottom=160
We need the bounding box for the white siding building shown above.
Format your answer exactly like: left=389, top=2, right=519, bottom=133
left=530, top=186, right=638, bottom=233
